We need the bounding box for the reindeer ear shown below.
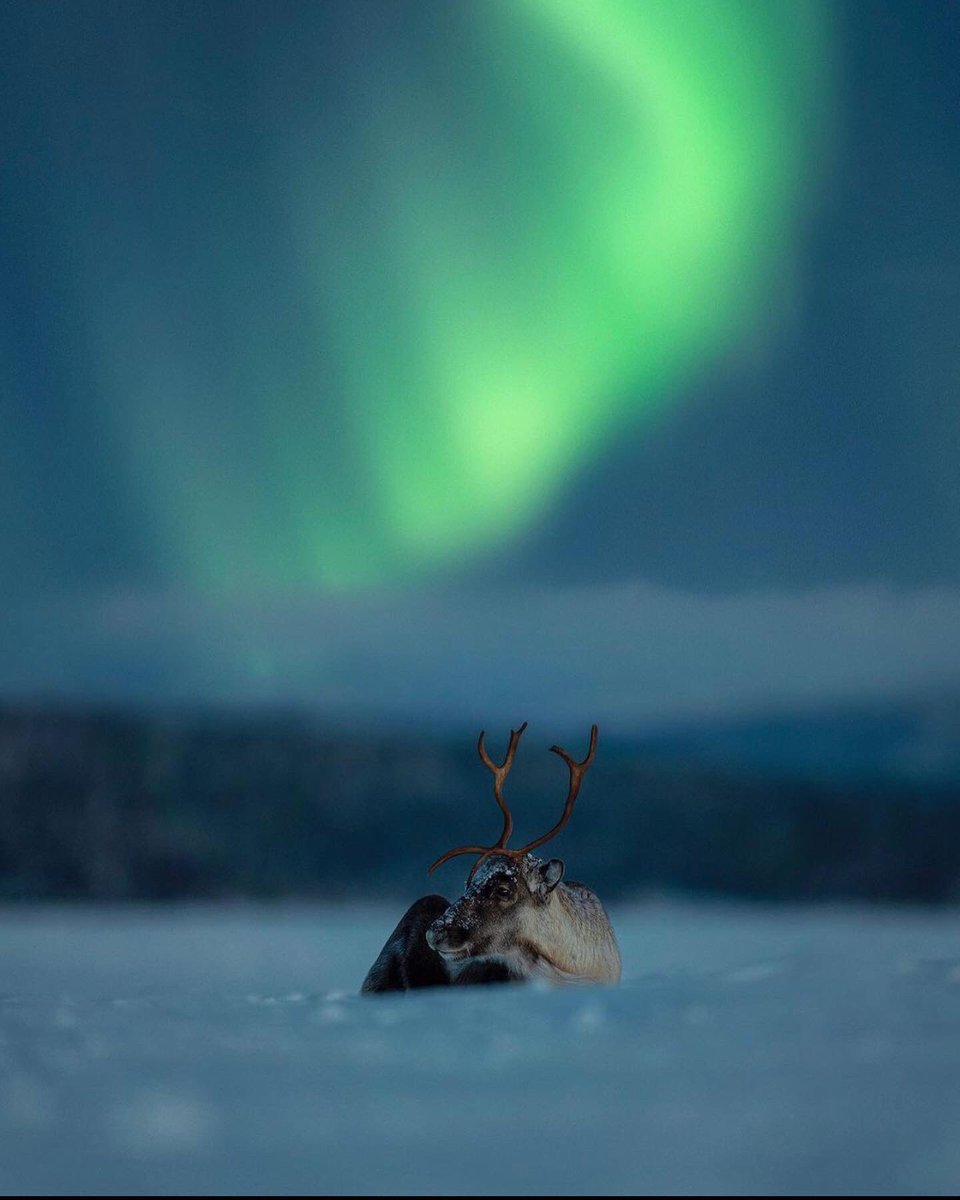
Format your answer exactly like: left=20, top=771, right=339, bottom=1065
left=539, top=858, right=564, bottom=896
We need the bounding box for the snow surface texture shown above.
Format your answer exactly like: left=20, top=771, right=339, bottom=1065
left=2, top=902, right=960, bottom=1195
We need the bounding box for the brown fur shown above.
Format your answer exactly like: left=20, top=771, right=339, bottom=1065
left=427, top=854, right=621, bottom=986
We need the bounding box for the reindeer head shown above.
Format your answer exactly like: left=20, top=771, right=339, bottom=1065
left=424, top=722, right=596, bottom=963
left=425, top=852, right=565, bottom=961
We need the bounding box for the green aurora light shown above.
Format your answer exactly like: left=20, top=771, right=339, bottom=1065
left=79, top=0, right=831, bottom=592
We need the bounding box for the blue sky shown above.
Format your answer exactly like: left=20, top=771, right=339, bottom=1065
left=1, top=1, right=958, bottom=723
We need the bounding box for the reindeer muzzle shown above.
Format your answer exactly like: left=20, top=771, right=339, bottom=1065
left=426, top=916, right=471, bottom=959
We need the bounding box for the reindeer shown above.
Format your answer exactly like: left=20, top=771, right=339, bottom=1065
left=361, top=722, right=621, bottom=992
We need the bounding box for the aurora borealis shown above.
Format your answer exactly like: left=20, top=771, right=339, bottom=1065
left=1, top=0, right=828, bottom=592
left=299, top=0, right=830, bottom=588
left=4, top=0, right=960, bottom=721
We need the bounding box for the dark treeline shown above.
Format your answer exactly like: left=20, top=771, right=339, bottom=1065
left=1, top=704, right=958, bottom=903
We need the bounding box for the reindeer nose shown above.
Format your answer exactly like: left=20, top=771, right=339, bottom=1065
left=425, top=920, right=442, bottom=950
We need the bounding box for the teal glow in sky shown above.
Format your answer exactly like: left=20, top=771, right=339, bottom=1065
left=311, top=1, right=827, bottom=586
left=4, top=0, right=960, bottom=715
left=292, top=0, right=827, bottom=588
left=53, top=0, right=826, bottom=592
left=0, top=0, right=831, bottom=597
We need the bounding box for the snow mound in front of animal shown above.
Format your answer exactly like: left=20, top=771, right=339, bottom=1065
left=3, top=902, right=960, bottom=1195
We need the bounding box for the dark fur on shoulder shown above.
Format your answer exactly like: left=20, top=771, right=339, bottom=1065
left=361, top=895, right=451, bottom=994
left=361, top=896, right=524, bottom=993
left=452, top=957, right=521, bottom=985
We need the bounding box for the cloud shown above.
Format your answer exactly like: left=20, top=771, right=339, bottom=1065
left=2, top=582, right=958, bottom=730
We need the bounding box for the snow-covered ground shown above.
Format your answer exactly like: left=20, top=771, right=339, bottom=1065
left=2, top=901, right=960, bottom=1195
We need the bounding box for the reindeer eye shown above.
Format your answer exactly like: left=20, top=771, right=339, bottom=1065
left=495, top=883, right=513, bottom=899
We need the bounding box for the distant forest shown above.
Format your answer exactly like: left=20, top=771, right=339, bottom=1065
left=1, top=704, right=959, bottom=903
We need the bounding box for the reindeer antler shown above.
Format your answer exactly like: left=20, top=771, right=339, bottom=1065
left=428, top=722, right=527, bottom=877
left=516, top=724, right=598, bottom=856
left=428, top=723, right=599, bottom=883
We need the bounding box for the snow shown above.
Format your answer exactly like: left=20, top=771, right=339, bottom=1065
left=468, top=853, right=525, bottom=887
left=3, top=902, right=960, bottom=1195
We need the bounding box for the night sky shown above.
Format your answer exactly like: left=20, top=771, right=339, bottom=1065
left=2, top=1, right=958, bottom=727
